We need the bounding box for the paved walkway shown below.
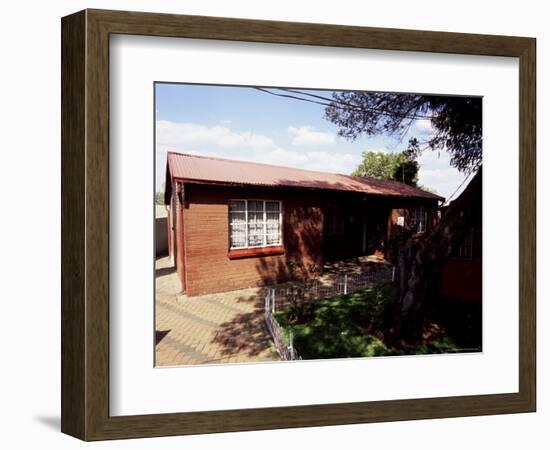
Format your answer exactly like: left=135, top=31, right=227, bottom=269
left=154, top=255, right=389, bottom=367
left=155, top=257, right=278, bottom=366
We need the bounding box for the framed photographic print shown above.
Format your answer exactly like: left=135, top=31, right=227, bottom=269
left=61, top=9, right=536, bottom=441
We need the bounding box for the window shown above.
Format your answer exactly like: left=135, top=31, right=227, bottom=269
left=452, top=226, right=482, bottom=259
left=228, top=199, right=282, bottom=249
left=410, top=207, right=428, bottom=233
left=324, top=205, right=344, bottom=235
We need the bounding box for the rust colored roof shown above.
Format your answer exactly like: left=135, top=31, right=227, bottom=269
left=166, top=152, right=444, bottom=201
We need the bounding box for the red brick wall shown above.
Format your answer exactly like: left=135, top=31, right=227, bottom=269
left=167, top=208, right=173, bottom=262
left=182, top=184, right=324, bottom=296
left=174, top=182, right=186, bottom=292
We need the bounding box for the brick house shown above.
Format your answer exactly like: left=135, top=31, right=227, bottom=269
left=163, top=152, right=443, bottom=296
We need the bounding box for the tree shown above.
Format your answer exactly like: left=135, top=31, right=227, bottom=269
left=155, top=192, right=165, bottom=205
left=325, top=92, right=482, bottom=173
left=254, top=87, right=482, bottom=339
left=253, top=88, right=481, bottom=171
left=325, top=91, right=482, bottom=340
left=353, top=150, right=419, bottom=186
left=397, top=169, right=481, bottom=338
left=393, top=159, right=419, bottom=187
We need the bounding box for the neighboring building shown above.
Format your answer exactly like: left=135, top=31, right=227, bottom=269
left=164, top=152, right=443, bottom=296
left=155, top=205, right=169, bottom=257
left=440, top=200, right=482, bottom=303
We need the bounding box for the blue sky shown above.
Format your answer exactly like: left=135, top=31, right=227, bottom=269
left=155, top=83, right=469, bottom=200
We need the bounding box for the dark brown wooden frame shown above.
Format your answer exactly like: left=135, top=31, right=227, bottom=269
left=61, top=9, right=536, bottom=441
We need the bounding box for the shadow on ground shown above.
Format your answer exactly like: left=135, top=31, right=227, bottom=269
left=155, top=329, right=171, bottom=344
left=211, top=293, right=273, bottom=358
left=155, top=265, right=176, bottom=277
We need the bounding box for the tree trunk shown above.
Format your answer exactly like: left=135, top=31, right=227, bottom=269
left=396, top=168, right=482, bottom=341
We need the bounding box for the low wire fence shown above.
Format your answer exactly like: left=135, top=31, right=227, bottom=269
left=264, top=294, right=301, bottom=361
left=266, top=265, right=396, bottom=312
left=264, top=264, right=396, bottom=361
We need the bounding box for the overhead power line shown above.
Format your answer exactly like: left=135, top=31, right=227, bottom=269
left=443, top=170, right=475, bottom=206
left=253, top=87, right=436, bottom=121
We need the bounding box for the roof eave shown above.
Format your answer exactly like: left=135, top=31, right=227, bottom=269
left=175, top=178, right=443, bottom=201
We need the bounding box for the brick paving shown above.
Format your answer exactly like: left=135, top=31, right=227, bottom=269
left=154, top=255, right=389, bottom=366
left=155, top=256, right=278, bottom=366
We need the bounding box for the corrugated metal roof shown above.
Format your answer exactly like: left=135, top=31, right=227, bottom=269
left=167, top=152, right=444, bottom=201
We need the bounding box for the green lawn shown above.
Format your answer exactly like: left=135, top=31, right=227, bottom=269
left=274, top=284, right=460, bottom=360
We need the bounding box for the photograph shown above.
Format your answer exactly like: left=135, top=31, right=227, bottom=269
left=50, top=4, right=537, bottom=443
left=154, top=83, right=483, bottom=366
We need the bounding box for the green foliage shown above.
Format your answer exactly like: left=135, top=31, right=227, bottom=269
left=352, top=150, right=419, bottom=186
left=274, top=284, right=459, bottom=360
left=284, top=259, right=321, bottom=324
left=393, top=159, right=419, bottom=186
left=285, top=283, right=315, bottom=325
left=325, top=92, right=482, bottom=173
left=155, top=192, right=165, bottom=205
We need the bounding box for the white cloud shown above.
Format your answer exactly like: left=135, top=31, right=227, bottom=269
left=417, top=149, right=468, bottom=201
left=155, top=120, right=359, bottom=190
left=304, top=151, right=357, bottom=174
left=156, top=120, right=276, bottom=151
left=156, top=120, right=474, bottom=204
left=354, top=146, right=468, bottom=201
left=155, top=120, right=469, bottom=200
left=362, top=148, right=389, bottom=154
left=288, top=126, right=335, bottom=146
left=412, top=119, right=435, bottom=137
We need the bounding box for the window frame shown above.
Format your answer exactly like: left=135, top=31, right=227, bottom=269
left=411, top=206, right=428, bottom=234
left=228, top=198, right=283, bottom=250
left=452, top=225, right=482, bottom=260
